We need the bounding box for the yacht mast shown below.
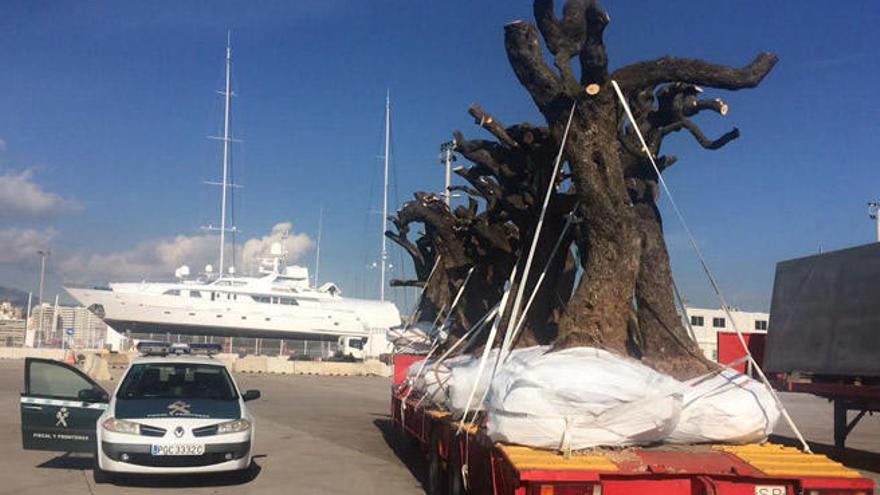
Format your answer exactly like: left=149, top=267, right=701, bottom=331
left=380, top=91, right=390, bottom=302
left=315, top=205, right=323, bottom=286
left=218, top=32, right=233, bottom=276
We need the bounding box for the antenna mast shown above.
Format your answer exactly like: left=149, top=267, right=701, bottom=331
left=380, top=91, right=390, bottom=301
left=439, top=140, right=457, bottom=207
left=315, top=205, right=324, bottom=286
left=218, top=32, right=233, bottom=276
left=204, top=32, right=241, bottom=274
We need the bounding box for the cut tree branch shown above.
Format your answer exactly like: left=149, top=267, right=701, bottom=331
left=505, top=20, right=564, bottom=114
left=681, top=120, right=740, bottom=149
left=579, top=0, right=610, bottom=85
left=390, top=279, right=426, bottom=288
left=468, top=104, right=519, bottom=149
left=613, top=52, right=778, bottom=92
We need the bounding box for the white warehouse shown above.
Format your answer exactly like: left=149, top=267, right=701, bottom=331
left=682, top=306, right=769, bottom=362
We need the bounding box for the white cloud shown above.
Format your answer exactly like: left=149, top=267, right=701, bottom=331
left=0, top=138, right=6, bottom=151
left=0, top=169, right=80, bottom=220
left=240, top=222, right=313, bottom=273
left=0, top=227, right=55, bottom=264
left=58, top=222, right=313, bottom=283
left=59, top=233, right=217, bottom=282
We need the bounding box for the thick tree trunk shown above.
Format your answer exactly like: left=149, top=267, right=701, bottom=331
left=389, top=0, right=777, bottom=378
left=553, top=115, right=642, bottom=355
left=630, top=179, right=714, bottom=379
left=555, top=218, right=640, bottom=354
left=513, top=197, right=578, bottom=347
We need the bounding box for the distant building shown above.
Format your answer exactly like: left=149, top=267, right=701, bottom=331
left=0, top=320, right=26, bottom=347
left=28, top=304, right=109, bottom=349
left=0, top=301, right=23, bottom=321
left=683, top=306, right=768, bottom=362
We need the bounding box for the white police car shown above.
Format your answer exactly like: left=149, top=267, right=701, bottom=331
left=20, top=342, right=260, bottom=481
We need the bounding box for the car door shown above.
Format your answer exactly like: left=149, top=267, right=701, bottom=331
left=20, top=357, right=109, bottom=453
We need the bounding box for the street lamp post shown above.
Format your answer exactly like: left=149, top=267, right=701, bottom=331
left=36, top=250, right=50, bottom=348
left=439, top=140, right=457, bottom=207
left=868, top=202, right=880, bottom=242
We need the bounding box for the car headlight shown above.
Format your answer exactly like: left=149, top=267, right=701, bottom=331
left=216, top=418, right=251, bottom=434
left=102, top=417, right=141, bottom=435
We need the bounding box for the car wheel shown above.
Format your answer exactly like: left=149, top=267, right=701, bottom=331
left=427, top=429, right=446, bottom=495
left=447, top=438, right=466, bottom=495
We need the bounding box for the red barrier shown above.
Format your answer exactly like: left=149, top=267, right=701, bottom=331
left=392, top=353, right=423, bottom=386
left=717, top=331, right=766, bottom=376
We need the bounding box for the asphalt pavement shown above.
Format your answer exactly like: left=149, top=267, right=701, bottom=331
left=0, top=360, right=427, bottom=495
left=0, top=359, right=876, bottom=494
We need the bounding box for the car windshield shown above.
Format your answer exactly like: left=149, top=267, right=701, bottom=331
left=117, top=363, right=238, bottom=401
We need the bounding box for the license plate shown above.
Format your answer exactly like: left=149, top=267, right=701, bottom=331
left=754, top=486, right=787, bottom=495
left=151, top=443, right=205, bottom=456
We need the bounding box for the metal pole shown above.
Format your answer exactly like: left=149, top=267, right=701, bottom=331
left=52, top=294, right=59, bottom=348
left=36, top=250, right=48, bottom=347
left=876, top=209, right=879, bottom=242
left=315, top=206, right=323, bottom=286
left=380, top=91, right=390, bottom=301
left=439, top=140, right=456, bottom=207
left=444, top=147, right=452, bottom=206
left=24, top=292, right=31, bottom=348
left=869, top=202, right=880, bottom=242
left=218, top=32, right=233, bottom=275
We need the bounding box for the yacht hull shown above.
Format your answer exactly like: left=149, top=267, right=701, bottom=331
left=102, top=319, right=342, bottom=341
left=65, top=287, right=399, bottom=342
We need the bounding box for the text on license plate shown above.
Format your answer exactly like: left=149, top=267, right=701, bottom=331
left=754, top=486, right=787, bottom=495
left=151, top=444, right=205, bottom=456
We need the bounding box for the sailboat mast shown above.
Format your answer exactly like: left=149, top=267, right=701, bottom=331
left=315, top=205, right=323, bottom=287
left=380, top=91, right=390, bottom=302
left=218, top=32, right=232, bottom=276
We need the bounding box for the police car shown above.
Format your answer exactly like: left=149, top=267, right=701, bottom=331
left=20, top=342, right=260, bottom=481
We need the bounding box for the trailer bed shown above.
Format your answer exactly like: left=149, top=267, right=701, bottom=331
left=391, top=386, right=874, bottom=495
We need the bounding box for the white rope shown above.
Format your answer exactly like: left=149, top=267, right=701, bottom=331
left=402, top=266, right=476, bottom=402
left=459, top=103, right=578, bottom=434
left=610, top=79, right=812, bottom=453
left=402, top=256, right=442, bottom=328
left=673, top=280, right=698, bottom=342
left=434, top=304, right=500, bottom=366
left=498, top=101, right=578, bottom=365
left=436, top=267, right=476, bottom=337
left=506, top=201, right=580, bottom=356
left=457, top=265, right=518, bottom=434
left=415, top=305, right=501, bottom=410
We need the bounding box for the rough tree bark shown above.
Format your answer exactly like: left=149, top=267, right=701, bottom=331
left=386, top=104, right=579, bottom=348
left=503, top=0, right=776, bottom=378
left=388, top=0, right=776, bottom=380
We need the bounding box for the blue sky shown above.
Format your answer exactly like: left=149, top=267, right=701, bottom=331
left=0, top=0, right=877, bottom=312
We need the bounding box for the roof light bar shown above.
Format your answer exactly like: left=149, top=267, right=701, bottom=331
left=189, top=343, right=223, bottom=355
left=135, top=342, right=222, bottom=356
left=136, top=341, right=171, bottom=356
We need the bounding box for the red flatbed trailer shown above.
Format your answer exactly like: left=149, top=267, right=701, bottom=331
left=391, top=356, right=874, bottom=495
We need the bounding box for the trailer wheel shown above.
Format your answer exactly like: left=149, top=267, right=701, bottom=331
left=428, top=429, right=447, bottom=495
left=446, top=438, right=466, bottom=495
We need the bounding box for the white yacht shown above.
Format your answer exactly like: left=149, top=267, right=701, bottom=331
left=65, top=257, right=400, bottom=353
left=66, top=35, right=401, bottom=357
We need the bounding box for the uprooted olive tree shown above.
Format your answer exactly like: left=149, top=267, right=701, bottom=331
left=387, top=0, right=776, bottom=379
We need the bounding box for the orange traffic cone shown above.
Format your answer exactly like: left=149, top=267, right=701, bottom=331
left=64, top=350, right=76, bottom=365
